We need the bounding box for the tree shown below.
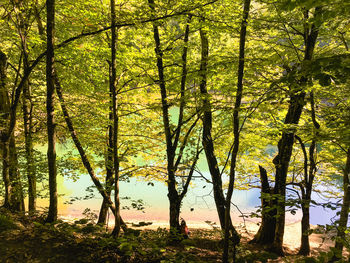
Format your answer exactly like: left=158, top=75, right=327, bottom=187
left=199, top=15, right=241, bottom=248
left=268, top=4, right=322, bottom=254
left=45, top=0, right=58, bottom=223
left=148, top=0, right=201, bottom=235
left=223, top=0, right=251, bottom=261
left=110, top=0, right=121, bottom=237
left=0, top=50, right=25, bottom=212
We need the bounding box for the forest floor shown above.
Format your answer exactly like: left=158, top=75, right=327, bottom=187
left=0, top=208, right=345, bottom=263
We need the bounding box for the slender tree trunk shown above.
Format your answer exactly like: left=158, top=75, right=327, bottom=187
left=271, top=7, right=322, bottom=255
left=250, top=166, right=276, bottom=245
left=299, top=193, right=311, bottom=255
left=109, top=0, right=121, bottom=237
left=46, top=0, right=58, bottom=223
left=223, top=1, right=251, bottom=262
left=330, top=149, right=350, bottom=262
left=9, top=135, right=25, bottom=211
left=1, top=140, right=11, bottom=209
left=199, top=20, right=239, bottom=246
left=54, top=75, right=127, bottom=231
left=13, top=0, right=37, bottom=212
left=22, top=78, right=36, bottom=212
left=272, top=93, right=306, bottom=254
left=298, top=91, right=320, bottom=255
left=22, top=47, right=36, bottom=212
left=98, top=85, right=114, bottom=224
left=296, top=135, right=317, bottom=255
left=148, top=0, right=193, bottom=235
left=0, top=50, right=11, bottom=209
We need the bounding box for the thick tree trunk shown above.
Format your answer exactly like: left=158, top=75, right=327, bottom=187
left=330, top=149, right=350, bottom=262
left=251, top=166, right=276, bottom=245
left=45, top=0, right=58, bottom=223
left=169, top=195, right=181, bottom=236
left=1, top=50, right=24, bottom=212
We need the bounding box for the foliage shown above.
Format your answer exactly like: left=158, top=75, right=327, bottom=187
left=1, top=0, right=350, bottom=260
left=0, top=214, right=18, bottom=233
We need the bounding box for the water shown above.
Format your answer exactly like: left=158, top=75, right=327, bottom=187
left=51, top=171, right=338, bottom=228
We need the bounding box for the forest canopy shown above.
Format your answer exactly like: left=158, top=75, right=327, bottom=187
left=0, top=0, right=350, bottom=262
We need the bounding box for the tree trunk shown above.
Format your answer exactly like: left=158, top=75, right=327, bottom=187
left=250, top=166, right=276, bottom=245
left=271, top=7, right=322, bottom=255
left=110, top=0, right=121, bottom=237
left=22, top=48, right=36, bottom=212
left=297, top=136, right=317, bottom=255
left=298, top=91, right=320, bottom=255
left=1, top=140, right=11, bottom=209
left=45, top=0, right=58, bottom=223
left=330, top=149, right=350, bottom=262
left=223, top=1, right=251, bottom=261
left=0, top=50, right=24, bottom=212
left=97, top=100, right=114, bottom=224
left=0, top=50, right=11, bottom=209
left=199, top=20, right=239, bottom=246
left=9, top=135, right=25, bottom=212
left=148, top=0, right=192, bottom=235
left=54, top=75, right=127, bottom=231
left=98, top=35, right=116, bottom=225
left=272, top=92, right=306, bottom=255
left=169, top=195, right=181, bottom=236
left=299, top=197, right=311, bottom=255
left=13, top=0, right=37, bottom=213
left=22, top=78, right=36, bottom=212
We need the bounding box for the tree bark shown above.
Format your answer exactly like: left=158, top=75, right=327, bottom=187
left=148, top=0, right=195, bottom=236
left=330, top=149, right=350, bottom=262
left=22, top=42, right=36, bottom=212
left=9, top=135, right=25, bottom=212
left=295, top=131, right=318, bottom=255
left=12, top=0, right=37, bottom=213
left=98, top=65, right=114, bottom=225
left=271, top=7, right=322, bottom=255
left=45, top=0, right=58, bottom=223
left=199, top=20, right=239, bottom=246
left=298, top=91, right=320, bottom=255
left=223, top=0, right=251, bottom=261
left=250, top=166, right=276, bottom=245
left=1, top=50, right=24, bottom=212
left=110, top=0, right=121, bottom=237
left=0, top=50, right=11, bottom=209
left=55, top=75, right=127, bottom=231
left=22, top=75, right=36, bottom=212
